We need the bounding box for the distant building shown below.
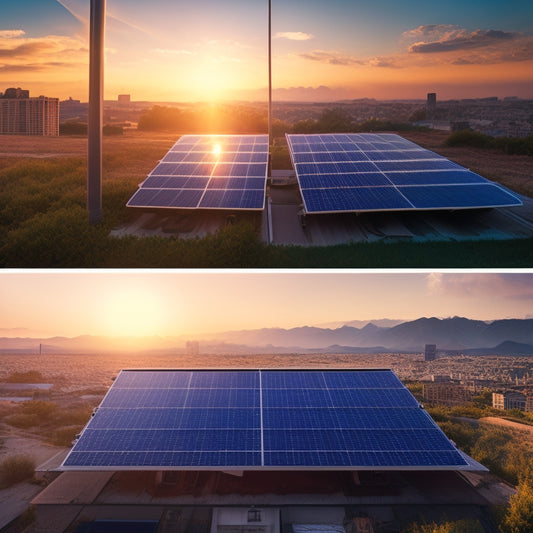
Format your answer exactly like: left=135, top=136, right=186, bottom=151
left=431, top=374, right=452, bottom=383
left=118, top=94, right=131, bottom=104
left=424, top=344, right=437, bottom=362
left=492, top=391, right=526, bottom=411
left=423, top=382, right=472, bottom=406
left=186, top=340, right=199, bottom=356
left=426, top=93, right=436, bottom=118
left=0, top=87, right=59, bottom=136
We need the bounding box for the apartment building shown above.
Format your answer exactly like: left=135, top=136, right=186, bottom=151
left=0, top=87, right=59, bottom=136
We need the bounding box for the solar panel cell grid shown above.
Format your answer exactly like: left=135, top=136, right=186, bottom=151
left=287, top=133, right=521, bottom=213
left=63, top=369, right=471, bottom=471
left=127, top=134, right=268, bottom=210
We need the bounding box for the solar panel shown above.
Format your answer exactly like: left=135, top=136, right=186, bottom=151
left=62, top=369, right=478, bottom=472
left=286, top=133, right=522, bottom=214
left=127, top=135, right=269, bottom=211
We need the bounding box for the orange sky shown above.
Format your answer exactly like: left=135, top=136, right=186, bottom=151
left=1, top=272, right=532, bottom=338
left=1, top=1, right=532, bottom=101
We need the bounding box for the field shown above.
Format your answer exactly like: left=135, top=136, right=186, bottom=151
left=1, top=130, right=532, bottom=267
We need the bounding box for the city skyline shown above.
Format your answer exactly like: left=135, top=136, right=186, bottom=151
left=1, top=271, right=533, bottom=338
left=1, top=1, right=532, bottom=102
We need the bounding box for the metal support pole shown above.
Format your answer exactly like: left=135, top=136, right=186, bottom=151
left=268, top=0, right=272, bottom=147
left=88, top=0, right=105, bottom=224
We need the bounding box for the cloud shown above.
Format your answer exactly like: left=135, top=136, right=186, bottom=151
left=298, top=50, right=365, bottom=66
left=426, top=273, right=533, bottom=301
left=408, top=28, right=518, bottom=54
left=275, top=32, right=314, bottom=41
left=0, top=32, right=87, bottom=74
left=0, top=42, right=55, bottom=58
left=0, top=30, right=26, bottom=39
left=298, top=50, right=401, bottom=69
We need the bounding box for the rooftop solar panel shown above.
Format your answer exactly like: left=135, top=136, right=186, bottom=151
left=61, top=369, right=481, bottom=472
left=126, top=134, right=269, bottom=211
left=286, top=133, right=522, bottom=214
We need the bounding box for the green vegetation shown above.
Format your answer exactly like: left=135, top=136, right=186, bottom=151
left=59, top=122, right=124, bottom=136
left=425, top=405, right=533, bottom=486
left=0, top=455, right=35, bottom=487
left=502, top=476, right=533, bottom=533
left=138, top=104, right=267, bottom=133
left=4, top=399, right=94, bottom=446
left=446, top=130, right=533, bottom=156
left=402, top=519, right=484, bottom=533
left=1, top=133, right=532, bottom=268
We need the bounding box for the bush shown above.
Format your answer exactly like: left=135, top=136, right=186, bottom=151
left=20, top=400, right=57, bottom=419
left=402, top=519, right=484, bottom=533
left=502, top=476, right=533, bottom=533
left=6, top=371, right=45, bottom=383
left=52, top=426, right=83, bottom=447
left=446, top=130, right=533, bottom=155
left=446, top=130, right=493, bottom=149
left=5, top=413, right=40, bottom=429
left=426, top=405, right=450, bottom=422
left=0, top=455, right=35, bottom=486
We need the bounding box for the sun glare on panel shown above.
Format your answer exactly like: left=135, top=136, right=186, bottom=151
left=212, top=143, right=222, bottom=156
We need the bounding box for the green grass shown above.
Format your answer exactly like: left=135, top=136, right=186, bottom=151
left=1, top=150, right=532, bottom=268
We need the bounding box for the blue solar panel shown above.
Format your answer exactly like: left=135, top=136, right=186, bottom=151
left=302, top=187, right=413, bottom=212
left=286, top=133, right=522, bottom=213
left=62, top=369, right=472, bottom=471
left=127, top=134, right=268, bottom=211
left=399, top=183, right=523, bottom=209
left=384, top=170, right=487, bottom=187
left=126, top=189, right=203, bottom=209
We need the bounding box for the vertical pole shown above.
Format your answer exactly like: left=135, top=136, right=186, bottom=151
left=268, top=0, right=272, bottom=148
left=88, top=0, right=105, bottom=224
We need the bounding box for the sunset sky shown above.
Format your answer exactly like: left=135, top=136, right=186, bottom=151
left=1, top=0, right=532, bottom=101
left=1, top=271, right=532, bottom=338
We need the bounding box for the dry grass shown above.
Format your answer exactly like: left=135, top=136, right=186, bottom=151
left=1, top=129, right=531, bottom=195
left=403, top=130, right=533, bottom=198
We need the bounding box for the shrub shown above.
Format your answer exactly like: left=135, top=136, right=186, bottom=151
left=6, top=371, right=45, bottom=383
left=5, top=413, right=40, bottom=429
left=0, top=455, right=35, bottom=486
left=402, top=519, right=484, bottom=533
left=52, top=426, right=83, bottom=447
left=426, top=405, right=450, bottom=422
left=445, top=130, right=493, bottom=149
left=20, top=400, right=57, bottom=419
left=502, top=476, right=533, bottom=533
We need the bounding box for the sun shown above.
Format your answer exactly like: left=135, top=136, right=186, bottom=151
left=100, top=287, right=168, bottom=338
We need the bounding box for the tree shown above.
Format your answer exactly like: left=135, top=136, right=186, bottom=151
left=502, top=476, right=533, bottom=533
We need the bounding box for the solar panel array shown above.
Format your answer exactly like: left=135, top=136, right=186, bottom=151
left=286, top=133, right=522, bottom=214
left=127, top=135, right=269, bottom=210
left=62, top=369, right=471, bottom=471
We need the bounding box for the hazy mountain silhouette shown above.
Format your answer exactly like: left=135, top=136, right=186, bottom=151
left=1, top=317, right=532, bottom=355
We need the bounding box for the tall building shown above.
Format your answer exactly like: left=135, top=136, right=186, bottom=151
left=0, top=87, right=59, bottom=136
left=427, top=92, right=437, bottom=119
left=424, top=344, right=437, bottom=361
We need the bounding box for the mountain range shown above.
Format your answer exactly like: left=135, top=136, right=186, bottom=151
left=1, top=317, right=533, bottom=355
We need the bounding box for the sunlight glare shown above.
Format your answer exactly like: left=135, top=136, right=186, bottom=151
left=212, top=143, right=222, bottom=156
left=101, top=286, right=169, bottom=338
